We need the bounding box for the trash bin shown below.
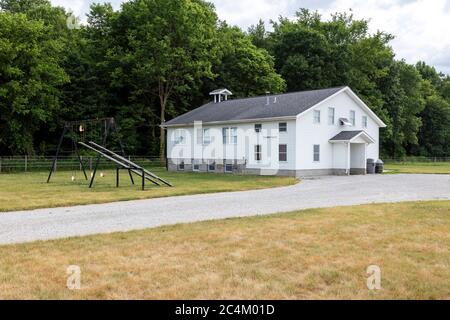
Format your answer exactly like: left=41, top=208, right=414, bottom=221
left=367, top=158, right=375, bottom=174
left=375, top=159, right=384, bottom=174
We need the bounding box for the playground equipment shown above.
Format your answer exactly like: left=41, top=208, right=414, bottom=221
left=47, top=118, right=172, bottom=190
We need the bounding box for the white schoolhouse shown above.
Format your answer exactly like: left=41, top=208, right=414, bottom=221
left=162, top=86, right=386, bottom=177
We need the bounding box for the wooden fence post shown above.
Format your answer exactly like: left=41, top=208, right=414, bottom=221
left=25, top=155, right=28, bottom=172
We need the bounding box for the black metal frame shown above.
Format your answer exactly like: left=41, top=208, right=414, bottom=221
left=47, top=117, right=135, bottom=188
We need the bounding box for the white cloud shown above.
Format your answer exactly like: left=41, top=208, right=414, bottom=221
left=319, top=0, right=450, bottom=74
left=49, top=0, right=450, bottom=74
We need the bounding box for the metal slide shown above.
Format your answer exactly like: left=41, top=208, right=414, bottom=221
left=78, top=142, right=168, bottom=187
left=88, top=141, right=173, bottom=187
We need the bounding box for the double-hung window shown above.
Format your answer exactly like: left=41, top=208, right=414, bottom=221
left=222, top=127, right=229, bottom=144
left=174, top=129, right=185, bottom=145
left=225, top=163, right=233, bottom=173
left=362, top=116, right=368, bottom=128
left=222, top=127, right=237, bottom=144
left=313, top=110, right=321, bottom=124
left=230, top=127, right=237, bottom=144
left=313, top=145, right=320, bottom=162
left=203, top=128, right=211, bottom=145
left=279, top=144, right=287, bottom=162
left=255, top=124, right=262, bottom=133
left=279, top=122, right=287, bottom=132
left=328, top=108, right=335, bottom=125
left=350, top=110, right=356, bottom=126
left=255, top=145, right=262, bottom=161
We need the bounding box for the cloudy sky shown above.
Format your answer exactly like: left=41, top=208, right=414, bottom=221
left=50, top=0, right=450, bottom=74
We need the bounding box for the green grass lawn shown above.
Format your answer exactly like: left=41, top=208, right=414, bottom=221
left=0, top=168, right=297, bottom=212
left=384, top=162, right=450, bottom=174
left=0, top=201, right=448, bottom=299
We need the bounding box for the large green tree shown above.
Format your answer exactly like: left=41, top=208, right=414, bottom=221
left=108, top=0, right=218, bottom=160
left=382, top=61, right=425, bottom=157
left=415, top=62, right=450, bottom=157
left=0, top=1, right=448, bottom=159
left=0, top=11, right=68, bottom=154
left=207, top=23, right=285, bottom=98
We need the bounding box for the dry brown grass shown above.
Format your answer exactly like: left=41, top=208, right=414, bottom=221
left=0, top=201, right=449, bottom=299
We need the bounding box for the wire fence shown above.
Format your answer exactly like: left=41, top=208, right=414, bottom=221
left=0, top=155, right=448, bottom=173
left=383, top=156, right=450, bottom=163
left=0, top=156, right=166, bottom=173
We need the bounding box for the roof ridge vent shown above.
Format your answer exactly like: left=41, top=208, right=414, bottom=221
left=210, top=88, right=232, bottom=103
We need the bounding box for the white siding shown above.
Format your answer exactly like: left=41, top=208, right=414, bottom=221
left=166, top=89, right=383, bottom=174
left=295, top=90, right=380, bottom=170
left=167, top=120, right=297, bottom=171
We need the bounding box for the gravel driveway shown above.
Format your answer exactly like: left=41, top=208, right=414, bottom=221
left=0, top=174, right=449, bottom=245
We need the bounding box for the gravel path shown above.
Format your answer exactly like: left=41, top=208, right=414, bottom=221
left=0, top=174, right=449, bottom=245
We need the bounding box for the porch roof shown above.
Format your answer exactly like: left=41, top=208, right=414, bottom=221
left=329, top=130, right=375, bottom=144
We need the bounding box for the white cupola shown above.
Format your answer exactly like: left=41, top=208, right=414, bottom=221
left=210, top=89, right=232, bottom=103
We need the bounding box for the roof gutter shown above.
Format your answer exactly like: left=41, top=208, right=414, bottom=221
left=161, top=115, right=297, bottom=128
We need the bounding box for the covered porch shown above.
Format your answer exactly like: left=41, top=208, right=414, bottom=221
left=329, top=130, right=376, bottom=175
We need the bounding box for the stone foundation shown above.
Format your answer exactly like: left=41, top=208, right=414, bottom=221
left=168, top=159, right=245, bottom=174
left=350, top=168, right=366, bottom=175
left=168, top=159, right=367, bottom=177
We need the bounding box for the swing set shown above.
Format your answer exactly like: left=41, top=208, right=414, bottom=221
left=47, top=117, right=172, bottom=190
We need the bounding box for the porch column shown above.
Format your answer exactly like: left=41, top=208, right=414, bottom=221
left=365, top=143, right=368, bottom=173
left=346, top=142, right=351, bottom=175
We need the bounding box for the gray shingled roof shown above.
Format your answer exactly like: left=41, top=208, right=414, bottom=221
left=164, top=87, right=345, bottom=126
left=329, top=130, right=364, bottom=141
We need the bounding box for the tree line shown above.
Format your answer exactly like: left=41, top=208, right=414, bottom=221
left=0, top=0, right=449, bottom=159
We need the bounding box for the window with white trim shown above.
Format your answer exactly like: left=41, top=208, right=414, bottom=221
left=193, top=161, right=200, bottom=171
left=255, top=124, right=262, bottom=133
left=178, top=161, right=185, bottom=171
left=313, top=110, right=321, bottom=124
left=222, top=127, right=238, bottom=144
left=231, top=127, right=237, bottom=144
left=279, top=144, right=287, bottom=162
left=208, top=161, right=215, bottom=171
left=174, top=129, right=185, bottom=145
left=225, top=163, right=233, bottom=173
left=222, top=127, right=229, bottom=144
left=362, top=115, right=368, bottom=128
left=202, top=128, right=211, bottom=145
left=255, top=145, right=262, bottom=161
left=313, top=145, right=320, bottom=162
left=328, top=107, right=335, bottom=125
left=350, top=110, right=356, bottom=126
left=279, top=122, right=287, bottom=132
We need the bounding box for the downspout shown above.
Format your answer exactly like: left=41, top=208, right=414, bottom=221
left=164, top=126, right=168, bottom=171
left=346, top=142, right=350, bottom=175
